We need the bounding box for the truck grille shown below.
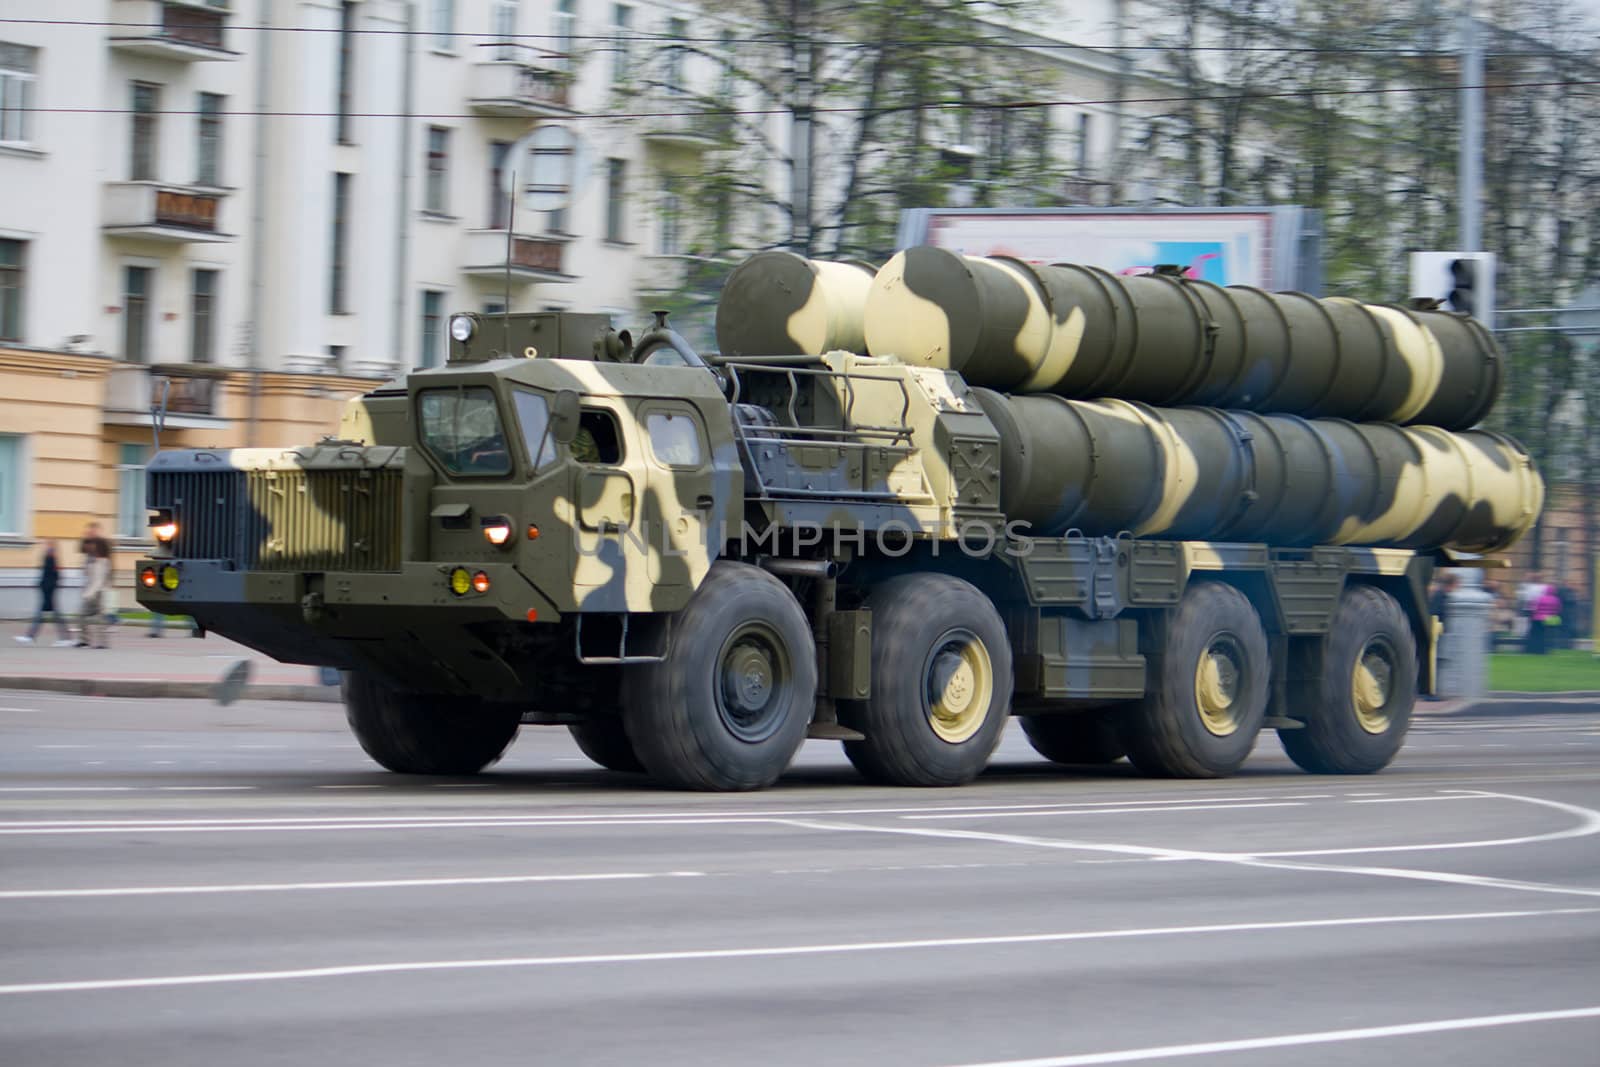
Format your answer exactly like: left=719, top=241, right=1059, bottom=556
left=151, top=468, right=404, bottom=572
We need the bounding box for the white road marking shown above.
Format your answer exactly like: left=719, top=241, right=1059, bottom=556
left=777, top=792, right=1600, bottom=900
left=939, top=1005, right=1600, bottom=1067
left=0, top=870, right=706, bottom=900
left=906, top=802, right=1305, bottom=822
left=1347, top=795, right=1482, bottom=805
left=1249, top=790, right=1600, bottom=857
left=0, top=787, right=136, bottom=794
left=0, top=907, right=1590, bottom=996
left=0, top=706, right=40, bottom=713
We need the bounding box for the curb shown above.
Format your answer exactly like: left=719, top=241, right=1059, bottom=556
left=0, top=676, right=340, bottom=702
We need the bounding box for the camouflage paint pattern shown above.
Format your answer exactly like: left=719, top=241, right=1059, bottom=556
left=714, top=252, right=876, bottom=357
left=972, top=388, right=1542, bottom=553
left=861, top=246, right=1501, bottom=430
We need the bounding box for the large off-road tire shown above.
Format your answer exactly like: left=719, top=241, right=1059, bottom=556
left=1119, top=581, right=1269, bottom=778
left=1280, top=585, right=1417, bottom=774
left=841, top=574, right=1013, bottom=787
left=344, top=673, right=523, bottom=775
left=1020, top=710, right=1126, bottom=765
left=568, top=716, right=645, bottom=773
left=623, top=562, right=815, bottom=791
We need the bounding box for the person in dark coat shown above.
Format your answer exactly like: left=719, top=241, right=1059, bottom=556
left=15, top=540, right=73, bottom=645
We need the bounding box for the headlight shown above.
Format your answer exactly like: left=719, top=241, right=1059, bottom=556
left=449, top=567, right=471, bottom=596
left=160, top=565, right=180, bottom=591
left=449, top=315, right=476, bottom=343
left=481, top=515, right=513, bottom=546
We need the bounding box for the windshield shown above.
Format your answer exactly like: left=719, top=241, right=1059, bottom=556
left=418, top=387, right=511, bottom=476
left=512, top=388, right=559, bottom=470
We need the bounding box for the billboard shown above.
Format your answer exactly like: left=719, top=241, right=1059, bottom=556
left=894, top=206, right=1322, bottom=294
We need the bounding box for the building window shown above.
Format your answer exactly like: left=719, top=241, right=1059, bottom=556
left=196, top=92, right=223, bottom=186
left=493, top=0, right=519, bottom=60
left=336, top=1, right=356, bottom=144
left=431, top=0, right=454, bottom=49
left=0, top=434, right=21, bottom=535
left=0, top=238, right=23, bottom=343
left=664, top=17, right=686, bottom=95
left=424, top=127, right=450, bottom=214
left=420, top=290, right=444, bottom=368
left=191, top=269, right=217, bottom=362
left=554, top=0, right=577, bottom=69
left=329, top=344, right=346, bottom=372
left=611, top=4, right=632, bottom=85
left=116, top=443, right=151, bottom=540
left=604, top=158, right=626, bottom=243
left=123, top=266, right=152, bottom=363
left=131, top=82, right=161, bottom=181
left=0, top=42, right=38, bottom=147
left=330, top=173, right=350, bottom=313
left=1077, top=112, right=1092, bottom=172
left=488, top=139, right=511, bottom=228
left=530, top=134, right=573, bottom=234
left=659, top=181, right=680, bottom=255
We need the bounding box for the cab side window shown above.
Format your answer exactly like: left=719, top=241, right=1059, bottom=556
left=572, top=410, right=623, bottom=465
left=646, top=411, right=702, bottom=467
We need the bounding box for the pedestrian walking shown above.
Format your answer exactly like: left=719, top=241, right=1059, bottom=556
left=75, top=522, right=113, bottom=649
left=13, top=539, right=74, bottom=646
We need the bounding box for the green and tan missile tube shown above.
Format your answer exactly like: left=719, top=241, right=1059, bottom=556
left=867, top=247, right=1501, bottom=430
left=714, top=251, right=876, bottom=357
left=971, top=390, right=1542, bottom=553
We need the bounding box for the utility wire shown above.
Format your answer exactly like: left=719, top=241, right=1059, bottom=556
left=1, top=15, right=1595, bottom=58
left=16, top=77, right=1600, bottom=123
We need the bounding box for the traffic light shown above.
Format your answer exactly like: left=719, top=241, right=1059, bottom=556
left=1447, top=258, right=1478, bottom=317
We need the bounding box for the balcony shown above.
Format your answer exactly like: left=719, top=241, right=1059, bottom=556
left=467, top=45, right=575, bottom=119
left=638, top=91, right=730, bottom=152
left=103, top=182, right=233, bottom=243
left=636, top=254, right=728, bottom=295
left=108, top=0, right=240, bottom=62
left=103, top=364, right=231, bottom=430
left=461, top=230, right=572, bottom=285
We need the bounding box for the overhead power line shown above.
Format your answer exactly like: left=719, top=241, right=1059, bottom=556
left=0, top=15, right=1594, bottom=59
left=16, top=77, right=1599, bottom=124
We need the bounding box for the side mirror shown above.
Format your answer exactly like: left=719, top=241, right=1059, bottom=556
left=550, top=388, right=581, bottom=445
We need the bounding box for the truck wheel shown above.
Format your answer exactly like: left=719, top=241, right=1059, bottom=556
left=842, top=574, right=1013, bottom=787
left=1280, top=585, right=1417, bottom=774
left=623, top=562, right=815, bottom=791
left=1020, top=710, right=1125, bottom=765
left=568, top=717, right=645, bottom=773
left=344, top=673, right=522, bottom=775
left=1119, top=582, right=1269, bottom=778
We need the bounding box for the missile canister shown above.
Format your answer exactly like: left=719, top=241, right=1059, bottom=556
left=970, top=389, right=1542, bottom=553
left=714, top=251, right=876, bottom=357
left=864, top=246, right=1501, bottom=430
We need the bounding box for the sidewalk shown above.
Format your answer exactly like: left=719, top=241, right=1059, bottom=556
left=0, top=619, right=338, bottom=702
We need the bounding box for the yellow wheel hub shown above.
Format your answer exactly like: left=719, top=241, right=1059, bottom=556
left=1194, top=638, right=1243, bottom=737
left=926, top=631, right=994, bottom=744
left=1352, top=644, right=1394, bottom=734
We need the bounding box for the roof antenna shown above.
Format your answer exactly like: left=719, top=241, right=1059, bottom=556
left=150, top=376, right=170, bottom=453
left=504, top=167, right=515, bottom=358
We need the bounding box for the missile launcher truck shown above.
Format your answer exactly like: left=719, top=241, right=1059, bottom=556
left=135, top=247, right=1544, bottom=791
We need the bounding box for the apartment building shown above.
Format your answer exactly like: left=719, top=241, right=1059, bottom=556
left=0, top=0, right=735, bottom=615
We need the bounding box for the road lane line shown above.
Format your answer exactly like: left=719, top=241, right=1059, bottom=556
left=777, top=806, right=1600, bottom=900
left=939, top=1005, right=1600, bottom=1067
left=0, top=870, right=706, bottom=900
left=905, top=802, right=1306, bottom=821
left=1250, top=790, right=1600, bottom=857
left=0, top=907, right=1591, bottom=996
left=0, top=795, right=1344, bottom=830
left=1346, top=795, right=1482, bottom=805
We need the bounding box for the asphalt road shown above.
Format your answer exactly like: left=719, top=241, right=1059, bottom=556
left=1, top=693, right=1598, bottom=1067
